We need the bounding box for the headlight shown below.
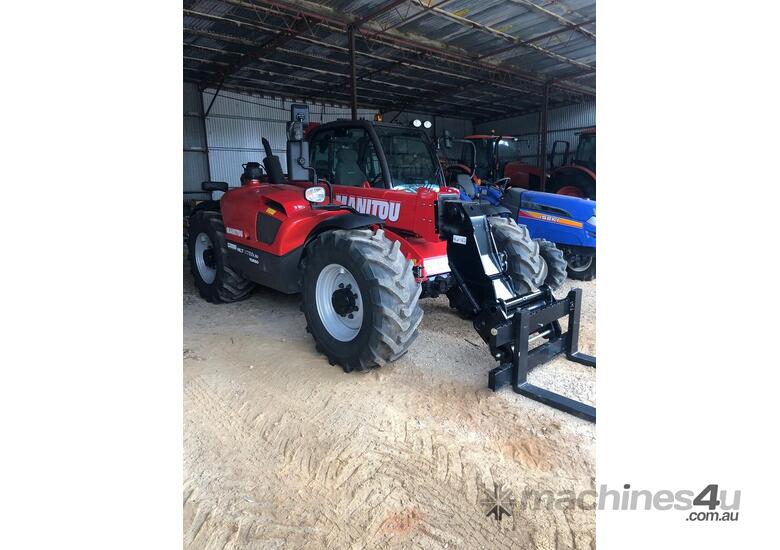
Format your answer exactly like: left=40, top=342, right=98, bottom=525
left=587, top=216, right=596, bottom=227
left=305, top=186, right=326, bottom=203
left=423, top=120, right=432, bottom=129
left=412, top=119, right=422, bottom=127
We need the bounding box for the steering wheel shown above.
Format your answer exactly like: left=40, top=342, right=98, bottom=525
left=494, top=177, right=512, bottom=193
left=368, top=172, right=384, bottom=187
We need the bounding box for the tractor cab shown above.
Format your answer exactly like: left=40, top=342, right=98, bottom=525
left=445, top=135, right=542, bottom=190
left=571, top=128, right=596, bottom=173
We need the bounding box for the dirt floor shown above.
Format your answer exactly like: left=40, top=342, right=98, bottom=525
left=184, top=262, right=596, bottom=549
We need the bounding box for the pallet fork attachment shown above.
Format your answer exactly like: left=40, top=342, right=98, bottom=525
left=486, top=287, right=596, bottom=422
left=440, top=200, right=596, bottom=422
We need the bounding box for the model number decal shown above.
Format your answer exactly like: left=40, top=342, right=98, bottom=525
left=226, top=226, right=244, bottom=237
left=226, top=241, right=258, bottom=259
left=334, top=194, right=401, bottom=222
left=453, top=235, right=467, bottom=245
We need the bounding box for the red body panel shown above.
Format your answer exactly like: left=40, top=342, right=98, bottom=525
left=220, top=182, right=349, bottom=256
left=327, top=184, right=458, bottom=242
left=504, top=161, right=542, bottom=188
left=219, top=181, right=459, bottom=280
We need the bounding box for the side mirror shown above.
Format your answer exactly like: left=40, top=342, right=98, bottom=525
left=201, top=181, right=229, bottom=193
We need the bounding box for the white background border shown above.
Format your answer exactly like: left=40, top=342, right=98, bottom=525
left=1, top=1, right=779, bottom=547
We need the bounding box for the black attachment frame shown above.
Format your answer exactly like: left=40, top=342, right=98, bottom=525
left=439, top=199, right=596, bottom=422
left=487, top=287, right=596, bottom=422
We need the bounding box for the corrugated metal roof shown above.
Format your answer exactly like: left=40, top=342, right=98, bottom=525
left=184, top=0, right=595, bottom=122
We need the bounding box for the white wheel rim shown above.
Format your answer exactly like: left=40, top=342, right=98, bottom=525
left=315, top=264, right=363, bottom=342
left=568, top=254, right=593, bottom=272
left=194, top=232, right=217, bottom=284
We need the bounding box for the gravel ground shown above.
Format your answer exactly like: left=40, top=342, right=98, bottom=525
left=184, top=262, right=596, bottom=549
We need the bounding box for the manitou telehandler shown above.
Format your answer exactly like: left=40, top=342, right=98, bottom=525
left=187, top=105, right=596, bottom=421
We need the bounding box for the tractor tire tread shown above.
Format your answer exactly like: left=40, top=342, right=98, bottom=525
left=535, top=238, right=568, bottom=290
left=489, top=216, right=546, bottom=293
left=188, top=211, right=254, bottom=304
left=301, top=228, right=423, bottom=373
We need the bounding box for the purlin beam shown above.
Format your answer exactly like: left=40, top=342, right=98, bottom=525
left=185, top=56, right=507, bottom=118
left=184, top=0, right=595, bottom=118
left=202, top=15, right=311, bottom=116
left=183, top=24, right=559, bottom=110
left=507, top=0, right=596, bottom=41
left=219, top=0, right=595, bottom=96
left=477, top=18, right=596, bottom=61
left=183, top=17, right=546, bottom=99
left=420, top=3, right=595, bottom=73
left=353, top=0, right=410, bottom=27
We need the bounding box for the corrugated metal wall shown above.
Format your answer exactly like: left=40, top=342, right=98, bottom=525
left=202, top=88, right=377, bottom=187
left=184, top=82, right=210, bottom=200
left=474, top=101, right=595, bottom=167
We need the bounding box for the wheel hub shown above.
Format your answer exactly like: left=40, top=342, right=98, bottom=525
left=331, top=284, right=359, bottom=317
left=202, top=247, right=216, bottom=268
left=565, top=250, right=593, bottom=272
left=315, top=264, right=364, bottom=342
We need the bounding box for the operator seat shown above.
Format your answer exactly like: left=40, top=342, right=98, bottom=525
left=455, top=173, right=478, bottom=199
left=335, top=149, right=366, bottom=186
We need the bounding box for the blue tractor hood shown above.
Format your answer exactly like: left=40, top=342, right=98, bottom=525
left=519, top=190, right=596, bottom=222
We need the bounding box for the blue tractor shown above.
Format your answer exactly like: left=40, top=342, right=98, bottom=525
left=441, top=136, right=596, bottom=281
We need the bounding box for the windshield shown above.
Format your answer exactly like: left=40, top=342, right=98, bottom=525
left=575, top=134, right=596, bottom=170
left=496, top=139, right=525, bottom=164
left=467, top=139, right=491, bottom=179
left=375, top=127, right=442, bottom=192
left=465, top=138, right=525, bottom=180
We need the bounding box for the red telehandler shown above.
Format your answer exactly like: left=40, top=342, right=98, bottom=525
left=187, top=105, right=596, bottom=421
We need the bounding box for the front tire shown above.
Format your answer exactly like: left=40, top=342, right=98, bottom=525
left=564, top=249, right=596, bottom=281
left=489, top=216, right=546, bottom=293
left=447, top=216, right=545, bottom=317
left=187, top=211, right=254, bottom=303
left=301, top=228, right=423, bottom=373
left=535, top=239, right=567, bottom=290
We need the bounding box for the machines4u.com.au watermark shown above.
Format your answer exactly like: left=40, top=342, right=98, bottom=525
left=480, top=482, right=740, bottom=523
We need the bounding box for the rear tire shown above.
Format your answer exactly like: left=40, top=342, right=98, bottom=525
left=187, top=211, right=254, bottom=303
left=549, top=173, right=596, bottom=200
left=301, top=228, right=423, bottom=373
left=535, top=239, right=567, bottom=290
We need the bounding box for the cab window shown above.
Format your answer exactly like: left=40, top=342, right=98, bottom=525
left=309, top=127, right=384, bottom=187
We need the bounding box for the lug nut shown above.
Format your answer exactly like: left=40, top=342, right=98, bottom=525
left=338, top=283, right=344, bottom=288
left=348, top=314, right=354, bottom=319
left=490, top=328, right=498, bottom=336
